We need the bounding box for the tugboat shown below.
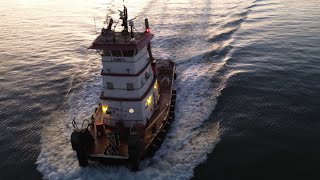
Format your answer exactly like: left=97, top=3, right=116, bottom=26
left=70, top=5, right=176, bottom=170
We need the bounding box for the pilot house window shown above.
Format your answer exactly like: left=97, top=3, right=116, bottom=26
left=122, top=50, right=134, bottom=57
left=102, top=50, right=111, bottom=56
left=111, top=50, right=122, bottom=57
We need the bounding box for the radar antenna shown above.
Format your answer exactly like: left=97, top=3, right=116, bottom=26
left=128, top=17, right=136, bottom=39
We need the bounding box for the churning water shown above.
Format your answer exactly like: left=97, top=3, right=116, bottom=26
left=0, top=0, right=319, bottom=179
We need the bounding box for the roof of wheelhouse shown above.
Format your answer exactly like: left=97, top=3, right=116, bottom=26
left=88, top=32, right=154, bottom=50
left=88, top=5, right=153, bottom=51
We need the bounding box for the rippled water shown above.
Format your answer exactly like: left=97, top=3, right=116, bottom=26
left=0, top=0, right=319, bottom=179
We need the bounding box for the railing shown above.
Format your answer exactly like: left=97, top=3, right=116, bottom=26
left=145, top=103, right=169, bottom=130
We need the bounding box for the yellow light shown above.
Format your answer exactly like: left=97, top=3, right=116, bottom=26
left=147, top=95, right=152, bottom=105
left=102, top=105, right=108, bottom=113
left=154, top=82, right=157, bottom=89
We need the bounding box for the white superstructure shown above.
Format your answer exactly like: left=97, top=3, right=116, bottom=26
left=89, top=9, right=159, bottom=127
left=99, top=46, right=159, bottom=127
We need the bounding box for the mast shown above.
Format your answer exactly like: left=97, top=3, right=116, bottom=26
left=120, top=6, right=129, bottom=37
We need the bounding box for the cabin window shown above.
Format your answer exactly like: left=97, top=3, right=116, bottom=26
left=122, top=50, right=134, bottom=57
left=106, top=82, right=114, bottom=89
left=103, top=50, right=111, bottom=56
left=127, top=83, right=134, bottom=91
left=145, top=71, right=150, bottom=79
left=111, top=50, right=122, bottom=57
left=106, top=68, right=111, bottom=73
left=126, top=68, right=130, bottom=74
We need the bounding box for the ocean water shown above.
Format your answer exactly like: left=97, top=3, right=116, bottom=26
left=0, top=0, right=319, bottom=179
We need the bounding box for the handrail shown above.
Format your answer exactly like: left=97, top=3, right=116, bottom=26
left=146, top=103, right=169, bottom=130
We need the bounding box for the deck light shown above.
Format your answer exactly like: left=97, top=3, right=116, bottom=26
left=129, top=108, right=134, bottom=113
left=102, top=105, right=108, bottom=113
left=154, top=81, right=157, bottom=89
left=147, top=95, right=152, bottom=105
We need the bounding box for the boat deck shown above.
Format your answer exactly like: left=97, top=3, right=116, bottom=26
left=87, top=130, right=129, bottom=158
